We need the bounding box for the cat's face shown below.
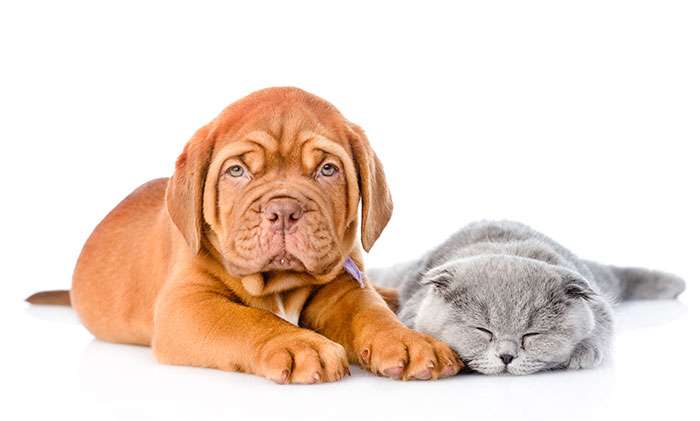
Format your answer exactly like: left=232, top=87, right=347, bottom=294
left=412, top=256, right=596, bottom=375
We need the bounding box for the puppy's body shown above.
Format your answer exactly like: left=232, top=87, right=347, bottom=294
left=72, top=178, right=173, bottom=345
left=28, top=88, right=462, bottom=383
left=372, top=220, right=685, bottom=374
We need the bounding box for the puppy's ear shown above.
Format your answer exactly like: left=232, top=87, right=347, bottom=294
left=166, top=125, right=213, bottom=254
left=347, top=123, right=393, bottom=252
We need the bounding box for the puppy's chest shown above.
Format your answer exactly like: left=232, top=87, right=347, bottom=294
left=233, top=272, right=321, bottom=325
left=245, top=287, right=313, bottom=326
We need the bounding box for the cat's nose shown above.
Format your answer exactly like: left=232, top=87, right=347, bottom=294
left=499, top=353, right=514, bottom=365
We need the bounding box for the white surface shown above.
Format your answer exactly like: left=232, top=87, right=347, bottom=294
left=1, top=1, right=699, bottom=421
left=6, top=300, right=698, bottom=421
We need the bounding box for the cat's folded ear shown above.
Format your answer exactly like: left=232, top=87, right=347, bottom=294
left=563, top=275, right=596, bottom=301
left=420, top=269, right=454, bottom=292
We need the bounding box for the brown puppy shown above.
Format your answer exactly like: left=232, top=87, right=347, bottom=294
left=27, top=87, right=462, bottom=384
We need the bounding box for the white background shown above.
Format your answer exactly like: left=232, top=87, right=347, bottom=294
left=1, top=1, right=698, bottom=420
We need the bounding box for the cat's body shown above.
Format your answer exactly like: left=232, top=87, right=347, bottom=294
left=370, top=221, right=685, bottom=374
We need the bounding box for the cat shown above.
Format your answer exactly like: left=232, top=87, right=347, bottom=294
left=370, top=221, right=685, bottom=375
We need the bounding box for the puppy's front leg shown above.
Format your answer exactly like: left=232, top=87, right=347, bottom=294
left=301, top=275, right=462, bottom=380
left=152, top=275, right=348, bottom=384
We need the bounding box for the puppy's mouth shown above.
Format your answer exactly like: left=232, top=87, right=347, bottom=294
left=226, top=190, right=341, bottom=277
left=265, top=252, right=305, bottom=272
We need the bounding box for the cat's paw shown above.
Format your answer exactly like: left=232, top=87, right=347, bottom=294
left=567, top=341, right=604, bottom=370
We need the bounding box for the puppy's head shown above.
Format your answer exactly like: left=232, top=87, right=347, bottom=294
left=166, top=87, right=392, bottom=279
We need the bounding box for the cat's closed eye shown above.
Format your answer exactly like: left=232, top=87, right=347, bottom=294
left=474, top=327, right=493, bottom=341
left=521, top=332, right=541, bottom=349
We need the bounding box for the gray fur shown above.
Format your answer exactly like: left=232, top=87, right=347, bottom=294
left=370, top=221, right=685, bottom=375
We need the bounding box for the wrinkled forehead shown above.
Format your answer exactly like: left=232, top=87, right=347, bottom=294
left=210, top=105, right=354, bottom=171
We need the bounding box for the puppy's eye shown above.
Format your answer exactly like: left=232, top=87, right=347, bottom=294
left=319, top=163, right=338, bottom=177
left=475, top=327, right=493, bottom=341
left=521, top=332, right=540, bottom=349
left=226, top=164, right=246, bottom=178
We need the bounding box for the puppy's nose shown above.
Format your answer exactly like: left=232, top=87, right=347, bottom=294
left=499, top=353, right=514, bottom=365
left=264, top=198, right=303, bottom=231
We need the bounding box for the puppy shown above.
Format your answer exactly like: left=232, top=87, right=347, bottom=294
left=27, top=87, right=461, bottom=383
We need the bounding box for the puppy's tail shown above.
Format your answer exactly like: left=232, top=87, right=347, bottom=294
left=25, top=290, right=71, bottom=306
left=611, top=267, right=686, bottom=301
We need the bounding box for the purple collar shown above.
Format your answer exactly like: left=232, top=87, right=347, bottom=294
left=343, top=257, right=366, bottom=288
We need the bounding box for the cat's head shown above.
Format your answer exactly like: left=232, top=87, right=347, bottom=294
left=412, top=255, right=598, bottom=375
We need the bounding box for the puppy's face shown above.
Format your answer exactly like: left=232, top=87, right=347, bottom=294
left=167, top=88, right=392, bottom=279
left=205, top=123, right=355, bottom=276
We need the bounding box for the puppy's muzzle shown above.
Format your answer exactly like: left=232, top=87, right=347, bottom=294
left=263, top=197, right=304, bottom=233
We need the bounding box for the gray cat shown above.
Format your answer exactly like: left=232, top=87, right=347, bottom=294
left=370, top=221, right=685, bottom=375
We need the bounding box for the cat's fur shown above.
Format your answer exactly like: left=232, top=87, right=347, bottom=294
left=370, top=221, right=685, bottom=375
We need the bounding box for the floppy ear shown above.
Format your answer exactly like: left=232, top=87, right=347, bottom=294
left=420, top=269, right=453, bottom=293
left=563, top=275, right=596, bottom=301
left=165, top=125, right=213, bottom=254
left=347, top=123, right=393, bottom=252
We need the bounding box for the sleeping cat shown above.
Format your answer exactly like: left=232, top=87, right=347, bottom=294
left=370, top=221, right=685, bottom=375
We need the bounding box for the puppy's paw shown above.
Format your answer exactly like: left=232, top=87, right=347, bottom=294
left=355, top=326, right=462, bottom=380
left=256, top=331, right=349, bottom=384
left=567, top=341, right=604, bottom=370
